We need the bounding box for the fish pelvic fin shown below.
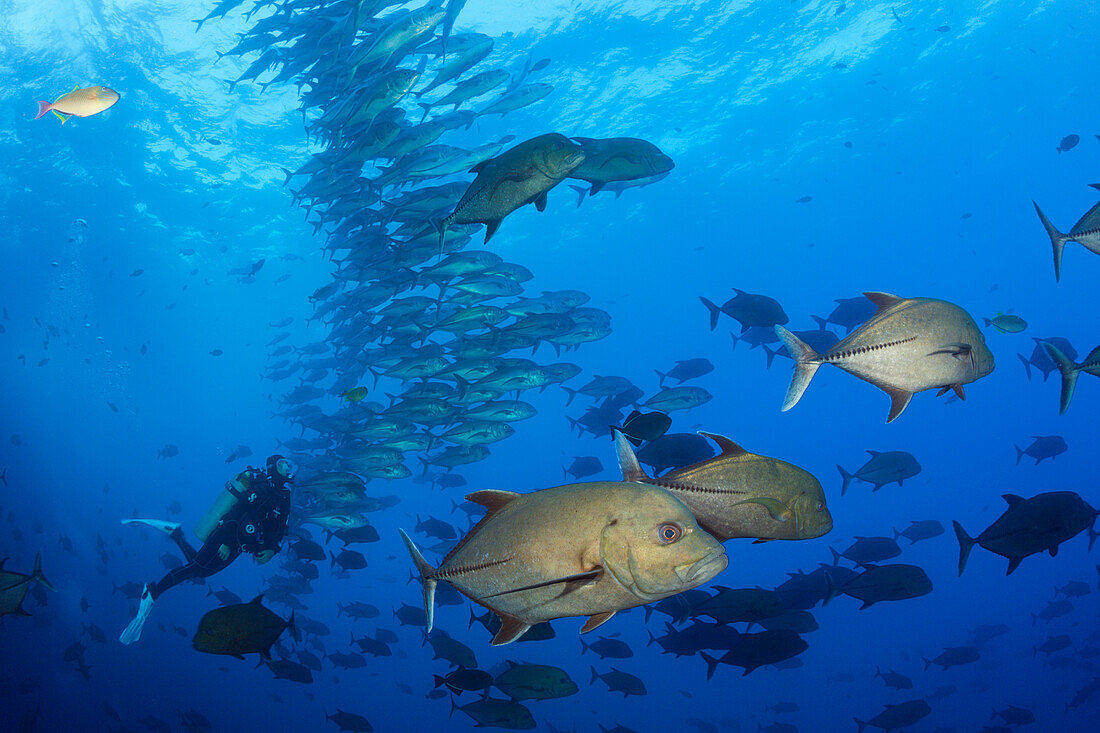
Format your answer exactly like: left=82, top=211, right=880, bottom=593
left=613, top=430, right=651, bottom=482
left=1033, top=201, right=1067, bottom=282
left=774, top=326, right=821, bottom=412
left=1040, top=341, right=1078, bottom=415
left=952, top=520, right=975, bottom=576
left=398, top=529, right=438, bottom=632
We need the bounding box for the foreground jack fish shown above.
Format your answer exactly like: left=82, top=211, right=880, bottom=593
left=400, top=483, right=727, bottom=644
left=615, top=431, right=832, bottom=542
left=1033, top=185, right=1100, bottom=281
left=776, top=292, right=994, bottom=422
left=439, top=133, right=585, bottom=246
left=36, top=85, right=120, bottom=123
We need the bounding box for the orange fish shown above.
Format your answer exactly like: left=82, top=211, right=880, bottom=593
left=36, top=85, right=120, bottom=124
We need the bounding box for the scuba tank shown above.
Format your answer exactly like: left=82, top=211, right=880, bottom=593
left=194, top=469, right=258, bottom=542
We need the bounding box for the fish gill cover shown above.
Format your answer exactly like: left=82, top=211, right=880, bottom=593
left=1, top=0, right=1099, bottom=732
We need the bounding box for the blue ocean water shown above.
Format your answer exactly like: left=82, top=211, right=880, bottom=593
left=2, top=1, right=1099, bottom=731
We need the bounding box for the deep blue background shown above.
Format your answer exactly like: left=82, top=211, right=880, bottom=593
left=1, top=1, right=1098, bottom=731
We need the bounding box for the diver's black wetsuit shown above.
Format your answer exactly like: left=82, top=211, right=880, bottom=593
left=148, top=469, right=290, bottom=600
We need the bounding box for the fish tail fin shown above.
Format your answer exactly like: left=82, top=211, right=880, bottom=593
left=1088, top=525, right=1099, bottom=552
left=922, top=656, right=932, bottom=671
left=589, top=665, right=599, bottom=684
left=762, top=344, right=778, bottom=369
left=398, top=529, right=437, bottom=632
left=854, top=720, right=867, bottom=733
left=775, top=326, right=821, bottom=411
left=953, top=520, right=976, bottom=576
left=32, top=552, right=54, bottom=591
left=562, top=387, right=578, bottom=407
left=655, top=369, right=667, bottom=388
left=828, top=546, right=841, bottom=566
left=1014, top=445, right=1024, bottom=465
left=287, top=611, right=300, bottom=642
left=699, top=297, right=721, bottom=330
left=1017, top=352, right=1033, bottom=381
left=417, top=102, right=432, bottom=123
left=700, top=652, right=720, bottom=680
left=35, top=101, right=52, bottom=120
left=836, top=465, right=853, bottom=496
left=1033, top=201, right=1067, bottom=282
left=982, top=317, right=992, bottom=327
left=580, top=637, right=589, bottom=654
left=1041, top=341, right=1078, bottom=415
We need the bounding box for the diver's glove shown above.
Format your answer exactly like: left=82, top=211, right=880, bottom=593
left=255, top=549, right=275, bottom=565
left=218, top=544, right=230, bottom=561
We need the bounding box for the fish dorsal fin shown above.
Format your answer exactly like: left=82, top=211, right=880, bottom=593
left=466, top=490, right=519, bottom=517
left=698, top=431, right=748, bottom=456
left=1088, top=183, right=1100, bottom=192
left=863, top=292, right=904, bottom=313
left=614, top=430, right=651, bottom=482
left=882, top=386, right=913, bottom=423
left=1002, top=494, right=1025, bottom=507
left=469, top=160, right=490, bottom=174
left=866, top=450, right=881, bottom=457
left=249, top=594, right=264, bottom=605
left=491, top=614, right=531, bottom=646
left=581, top=611, right=616, bottom=634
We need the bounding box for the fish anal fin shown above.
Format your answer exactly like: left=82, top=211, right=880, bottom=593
left=465, top=489, right=520, bottom=517
left=581, top=611, right=616, bottom=634
left=1005, top=557, right=1023, bottom=575
left=491, top=614, right=531, bottom=645
left=863, top=292, right=904, bottom=312
left=590, top=182, right=604, bottom=195
left=534, top=191, right=548, bottom=212
left=883, top=386, right=913, bottom=423
left=483, top=219, right=501, bottom=243
left=698, top=431, right=748, bottom=456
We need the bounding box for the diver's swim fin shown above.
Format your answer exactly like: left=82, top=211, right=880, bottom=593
left=121, top=519, right=181, bottom=535
left=119, top=584, right=156, bottom=645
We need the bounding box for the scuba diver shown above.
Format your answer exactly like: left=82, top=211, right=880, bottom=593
left=119, top=455, right=293, bottom=644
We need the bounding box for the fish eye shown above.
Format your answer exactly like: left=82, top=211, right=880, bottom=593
left=816, top=501, right=825, bottom=512
left=657, top=523, right=682, bottom=544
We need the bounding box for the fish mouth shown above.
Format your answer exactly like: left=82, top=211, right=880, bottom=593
left=675, top=547, right=728, bottom=586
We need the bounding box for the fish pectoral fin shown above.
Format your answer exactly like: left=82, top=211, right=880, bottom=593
left=491, top=614, right=532, bottom=645
left=481, top=569, right=602, bottom=600
left=581, top=611, right=616, bottom=634
left=733, top=497, right=792, bottom=522
left=929, top=342, right=973, bottom=361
